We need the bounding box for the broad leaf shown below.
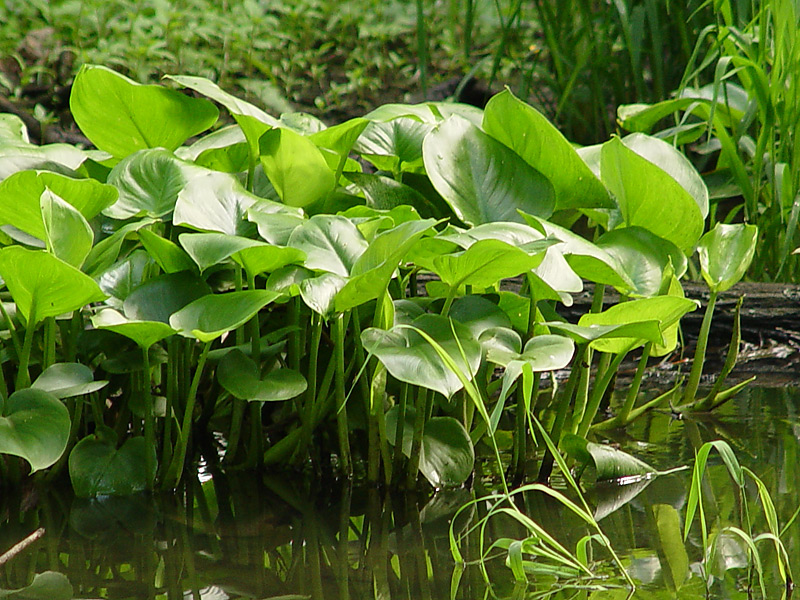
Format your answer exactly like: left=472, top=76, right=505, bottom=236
left=450, top=295, right=513, bottom=339
left=423, top=116, right=555, bottom=225
left=123, top=271, right=211, bottom=323
left=137, top=229, right=196, bottom=274
left=0, top=571, right=73, bottom=600
left=40, top=188, right=93, bottom=267
left=169, top=290, right=279, bottom=342
left=361, top=314, right=481, bottom=399
left=0, top=388, right=70, bottom=472
left=92, top=308, right=177, bottom=349
left=260, top=127, right=336, bottom=208
left=217, top=349, right=306, bottom=401
left=0, top=170, right=116, bottom=240
left=32, top=363, right=108, bottom=398
left=71, top=65, right=218, bottom=157
left=355, top=117, right=432, bottom=172
left=0, top=247, right=107, bottom=324
left=69, top=433, right=156, bottom=497
left=287, top=215, right=368, bottom=276
left=483, top=90, right=612, bottom=210
left=106, top=148, right=204, bottom=220
left=601, top=136, right=703, bottom=251
left=562, top=434, right=655, bottom=482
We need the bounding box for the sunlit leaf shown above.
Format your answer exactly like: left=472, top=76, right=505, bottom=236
left=0, top=388, right=70, bottom=472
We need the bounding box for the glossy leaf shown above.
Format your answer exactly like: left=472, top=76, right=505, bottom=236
left=106, top=148, right=204, bottom=220
left=0, top=170, right=116, bottom=240
left=287, top=215, right=368, bottom=277
left=0, top=388, right=70, bottom=472
left=386, top=407, right=474, bottom=487
left=355, top=117, right=432, bottom=171
left=579, top=296, right=697, bottom=353
left=169, top=290, right=279, bottom=342
left=217, top=349, right=307, bottom=401
left=431, top=239, right=548, bottom=289
left=0, top=247, right=106, bottom=324
left=345, top=172, right=434, bottom=212
left=123, top=271, right=211, bottom=324
left=423, top=116, right=555, bottom=225
left=70, top=65, right=218, bottom=157
left=40, top=188, right=93, bottom=268
left=69, top=433, right=156, bottom=497
left=698, top=223, right=758, bottom=292
left=450, top=295, right=513, bottom=339
left=137, top=229, right=196, bottom=274
left=601, top=136, right=703, bottom=251
left=309, top=117, right=369, bottom=158
left=361, top=314, right=481, bottom=399
left=32, top=363, right=108, bottom=399
left=259, top=127, right=336, bottom=207
left=179, top=232, right=304, bottom=276
left=596, top=227, right=687, bottom=297
left=92, top=308, right=177, bottom=349
left=562, top=434, right=655, bottom=482
left=483, top=90, right=612, bottom=210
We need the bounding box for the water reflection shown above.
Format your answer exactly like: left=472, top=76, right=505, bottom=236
left=1, top=386, right=798, bottom=599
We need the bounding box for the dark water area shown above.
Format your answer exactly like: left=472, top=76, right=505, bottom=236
left=1, top=385, right=799, bottom=600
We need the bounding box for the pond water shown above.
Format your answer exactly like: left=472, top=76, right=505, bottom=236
left=1, top=385, right=798, bottom=600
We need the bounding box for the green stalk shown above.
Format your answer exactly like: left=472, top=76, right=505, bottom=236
left=392, top=382, right=409, bottom=484
left=616, top=342, right=652, bottom=424
left=142, top=345, right=155, bottom=489
left=161, top=337, right=177, bottom=473
left=333, top=314, right=352, bottom=477
left=683, top=290, right=718, bottom=404
left=42, top=317, right=56, bottom=370
left=295, top=312, right=323, bottom=465
left=15, top=310, right=37, bottom=390
left=164, top=341, right=212, bottom=490
left=406, top=387, right=429, bottom=489
left=224, top=400, right=246, bottom=465
left=288, top=297, right=302, bottom=371
left=577, top=350, right=629, bottom=438
left=351, top=309, right=382, bottom=484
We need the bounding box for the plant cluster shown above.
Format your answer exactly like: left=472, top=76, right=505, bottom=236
left=0, top=65, right=758, bottom=506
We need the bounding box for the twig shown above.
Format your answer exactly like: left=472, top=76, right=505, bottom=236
left=0, top=527, right=45, bottom=567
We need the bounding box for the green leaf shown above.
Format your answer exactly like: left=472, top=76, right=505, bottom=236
left=69, top=434, right=156, bottom=497
left=70, top=65, right=218, bottom=157
left=106, top=148, right=204, bottom=220
left=543, top=320, right=663, bottom=347
left=259, top=127, right=336, bottom=208
left=431, top=239, right=548, bottom=289
left=0, top=571, right=73, bottom=600
left=123, top=271, right=211, bottom=323
left=355, top=117, right=432, bottom=172
left=483, top=331, right=574, bottom=371
left=362, top=314, right=481, bottom=399
left=0, top=247, right=107, bottom=324
left=596, top=227, right=687, bottom=297
left=92, top=308, right=177, bottom=349
left=0, top=388, right=70, bottom=472
left=386, top=408, right=474, bottom=487
left=32, top=363, right=108, bottom=399
left=169, top=290, right=279, bottom=342
left=40, top=188, right=93, bottom=268
left=653, top=503, right=690, bottom=590
left=698, top=223, right=758, bottom=292
left=309, top=117, right=369, bottom=158
left=299, top=272, right=347, bottom=317
left=83, top=219, right=155, bottom=278
left=483, top=90, right=612, bottom=211
left=601, top=136, right=704, bottom=251
left=287, top=215, right=368, bottom=277
left=345, top=172, right=434, bottom=212
left=137, top=229, right=197, bottom=274
left=217, top=349, right=306, bottom=401
left=562, top=434, right=654, bottom=482
left=173, top=169, right=268, bottom=236
left=450, top=295, right=513, bottom=339
left=521, top=213, right=635, bottom=293
left=0, top=170, right=116, bottom=241
left=578, top=296, right=697, bottom=353
left=179, top=232, right=304, bottom=276
left=423, top=116, right=555, bottom=225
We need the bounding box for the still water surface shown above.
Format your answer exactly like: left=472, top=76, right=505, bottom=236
left=1, top=386, right=798, bottom=599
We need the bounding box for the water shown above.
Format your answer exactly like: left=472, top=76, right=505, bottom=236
left=1, top=385, right=798, bottom=599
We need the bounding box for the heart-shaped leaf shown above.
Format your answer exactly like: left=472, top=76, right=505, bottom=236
left=92, top=308, right=177, bottom=349
left=137, top=229, right=197, bottom=274
left=32, top=363, right=108, bottom=399
left=217, top=349, right=306, bottom=401
left=260, top=127, right=336, bottom=208
left=40, top=188, right=93, bottom=268
left=483, top=90, right=612, bottom=211
left=0, top=571, right=73, bottom=600
left=106, top=148, right=205, bottom=220
left=0, top=170, right=117, bottom=240
left=423, top=116, right=555, bottom=225
left=69, top=433, right=156, bottom=497
left=287, top=215, right=368, bottom=277
left=71, top=65, right=218, bottom=157
left=169, top=290, right=279, bottom=342
left=361, top=314, right=481, bottom=399
left=386, top=407, right=474, bottom=488
left=0, top=388, right=70, bottom=472
left=0, top=246, right=107, bottom=324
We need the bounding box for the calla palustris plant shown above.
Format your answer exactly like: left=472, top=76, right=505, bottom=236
left=0, top=66, right=757, bottom=502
